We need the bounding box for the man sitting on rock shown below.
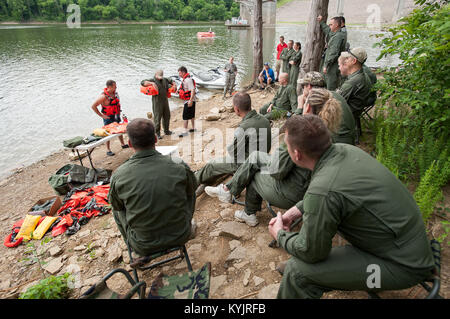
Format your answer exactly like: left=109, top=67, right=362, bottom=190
left=268, top=114, right=434, bottom=299
left=259, top=72, right=298, bottom=121
left=108, top=118, right=197, bottom=258
left=195, top=92, right=271, bottom=196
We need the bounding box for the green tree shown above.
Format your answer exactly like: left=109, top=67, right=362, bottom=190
left=181, top=6, right=195, bottom=21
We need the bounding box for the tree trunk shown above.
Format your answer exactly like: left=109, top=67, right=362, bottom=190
left=252, top=0, right=263, bottom=86
left=298, top=0, right=329, bottom=92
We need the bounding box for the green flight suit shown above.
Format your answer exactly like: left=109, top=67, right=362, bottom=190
left=108, top=149, right=197, bottom=256
left=336, top=68, right=373, bottom=116
left=225, top=148, right=310, bottom=215
left=277, top=144, right=435, bottom=299
left=289, top=49, right=302, bottom=87
left=224, top=62, right=238, bottom=97
left=332, top=92, right=356, bottom=145
left=293, top=92, right=356, bottom=145
left=280, top=47, right=295, bottom=74
left=140, top=77, right=174, bottom=136
left=195, top=110, right=271, bottom=185
left=319, top=22, right=346, bottom=91
left=259, top=84, right=298, bottom=120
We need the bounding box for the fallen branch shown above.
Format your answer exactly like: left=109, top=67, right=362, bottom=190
left=237, top=290, right=260, bottom=299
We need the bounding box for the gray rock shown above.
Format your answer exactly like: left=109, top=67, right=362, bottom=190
left=243, top=269, right=251, bottom=287
left=209, top=230, right=220, bottom=237
left=206, top=114, right=221, bottom=121
left=74, top=245, right=86, bottom=252
left=257, top=283, right=280, bottom=299
left=234, top=260, right=250, bottom=269
left=269, top=262, right=276, bottom=271
left=0, top=279, right=11, bottom=290
left=49, top=246, right=63, bottom=257
left=77, top=229, right=91, bottom=238
left=43, top=257, right=64, bottom=275
left=229, top=240, right=241, bottom=251
left=96, top=248, right=105, bottom=257
left=226, top=246, right=247, bottom=262
left=107, top=244, right=122, bottom=263
left=210, top=275, right=227, bottom=295
left=218, top=221, right=248, bottom=240
left=253, top=276, right=265, bottom=286
left=106, top=229, right=120, bottom=238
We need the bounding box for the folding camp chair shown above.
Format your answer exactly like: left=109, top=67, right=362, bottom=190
left=368, top=239, right=442, bottom=299
left=80, top=268, right=146, bottom=299
left=355, top=103, right=376, bottom=144
left=147, top=262, right=211, bottom=299
left=126, top=240, right=193, bottom=286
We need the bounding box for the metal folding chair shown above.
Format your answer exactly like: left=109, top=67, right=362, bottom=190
left=80, top=268, right=146, bottom=299
left=126, top=241, right=193, bottom=285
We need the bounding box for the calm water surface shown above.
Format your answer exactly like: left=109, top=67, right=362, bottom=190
left=0, top=24, right=398, bottom=179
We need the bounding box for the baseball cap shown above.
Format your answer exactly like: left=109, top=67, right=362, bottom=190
left=264, top=62, right=269, bottom=66
left=340, top=47, right=367, bottom=64
left=298, top=71, right=325, bottom=87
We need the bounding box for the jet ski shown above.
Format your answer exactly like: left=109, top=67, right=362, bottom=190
left=192, top=67, right=226, bottom=90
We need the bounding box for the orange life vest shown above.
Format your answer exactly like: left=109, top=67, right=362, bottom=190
left=167, top=85, right=177, bottom=98
left=178, top=73, right=196, bottom=101
left=102, top=122, right=128, bottom=134
left=140, top=83, right=159, bottom=96
left=101, top=88, right=121, bottom=116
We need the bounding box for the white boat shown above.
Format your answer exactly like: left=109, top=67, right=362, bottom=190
left=192, top=67, right=226, bottom=90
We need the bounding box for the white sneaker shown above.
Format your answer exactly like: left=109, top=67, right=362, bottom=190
left=234, top=210, right=259, bottom=227
left=205, top=184, right=232, bottom=203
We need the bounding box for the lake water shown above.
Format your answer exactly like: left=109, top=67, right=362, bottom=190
left=0, top=23, right=399, bottom=179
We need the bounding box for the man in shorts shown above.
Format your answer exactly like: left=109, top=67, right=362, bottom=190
left=90, top=79, right=128, bottom=156
left=177, top=66, right=197, bottom=137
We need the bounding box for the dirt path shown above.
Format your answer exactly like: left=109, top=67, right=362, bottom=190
left=277, top=0, right=418, bottom=25
left=0, top=88, right=448, bottom=299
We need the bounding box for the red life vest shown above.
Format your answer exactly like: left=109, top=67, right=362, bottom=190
left=178, top=73, right=196, bottom=101
left=101, top=88, right=121, bottom=116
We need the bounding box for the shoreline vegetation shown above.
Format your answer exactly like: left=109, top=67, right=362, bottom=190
left=0, top=19, right=226, bottom=25
left=0, top=0, right=240, bottom=24
left=0, top=0, right=447, bottom=300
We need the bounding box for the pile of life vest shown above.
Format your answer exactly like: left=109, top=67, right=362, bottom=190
left=102, top=122, right=128, bottom=134
left=3, top=185, right=112, bottom=247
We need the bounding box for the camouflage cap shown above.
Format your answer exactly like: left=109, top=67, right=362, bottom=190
left=340, top=47, right=367, bottom=64
left=298, top=71, right=325, bottom=87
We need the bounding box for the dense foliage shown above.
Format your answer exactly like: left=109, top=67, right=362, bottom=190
left=373, top=0, right=450, bottom=225
left=0, top=0, right=240, bottom=22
